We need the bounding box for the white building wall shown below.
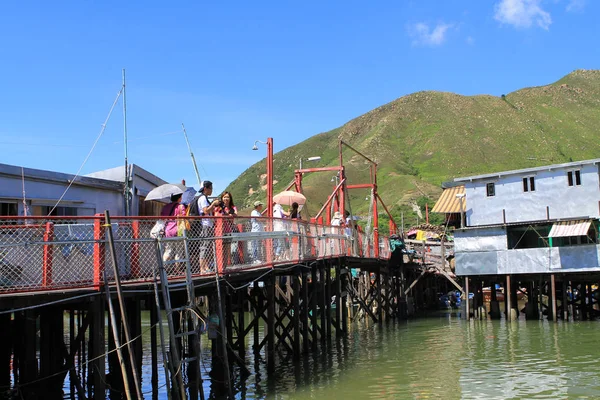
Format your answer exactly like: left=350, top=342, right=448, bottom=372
left=0, top=175, right=123, bottom=215
left=465, top=163, right=600, bottom=226
left=454, top=227, right=507, bottom=252
left=455, top=228, right=600, bottom=275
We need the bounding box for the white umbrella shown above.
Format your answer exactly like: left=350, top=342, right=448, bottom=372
left=145, top=184, right=185, bottom=201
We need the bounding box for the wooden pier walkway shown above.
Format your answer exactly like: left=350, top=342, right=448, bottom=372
left=0, top=214, right=455, bottom=399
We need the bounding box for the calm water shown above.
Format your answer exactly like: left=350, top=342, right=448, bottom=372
left=106, top=312, right=600, bottom=399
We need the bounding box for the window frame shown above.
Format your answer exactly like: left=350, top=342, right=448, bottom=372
left=567, top=170, right=582, bottom=186
left=522, top=176, right=536, bottom=192
left=486, top=182, right=495, bottom=197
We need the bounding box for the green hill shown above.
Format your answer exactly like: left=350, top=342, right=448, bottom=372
left=227, top=69, right=600, bottom=228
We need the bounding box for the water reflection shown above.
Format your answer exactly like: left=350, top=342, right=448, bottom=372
left=68, top=311, right=600, bottom=399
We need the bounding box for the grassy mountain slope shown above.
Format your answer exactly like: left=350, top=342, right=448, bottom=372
left=227, top=70, right=600, bottom=226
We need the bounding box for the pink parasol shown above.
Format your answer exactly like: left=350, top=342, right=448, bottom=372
left=273, top=190, right=306, bottom=206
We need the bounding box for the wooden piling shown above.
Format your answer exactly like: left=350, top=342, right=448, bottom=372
left=302, top=271, right=309, bottom=353
left=505, top=275, right=512, bottom=322
left=292, top=273, right=301, bottom=358
left=551, top=274, right=557, bottom=322
left=0, top=312, right=11, bottom=393
left=562, top=279, right=569, bottom=321
left=267, top=273, right=276, bottom=371
left=311, top=266, right=319, bottom=349
left=149, top=297, right=159, bottom=397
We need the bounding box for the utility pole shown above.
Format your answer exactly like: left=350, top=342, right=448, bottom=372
left=122, top=69, right=130, bottom=216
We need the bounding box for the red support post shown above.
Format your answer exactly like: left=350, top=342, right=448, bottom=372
left=93, top=214, right=105, bottom=289
left=266, top=138, right=273, bottom=221
left=131, top=220, right=140, bottom=278
left=42, top=222, right=54, bottom=287
left=265, top=217, right=274, bottom=265
left=215, top=218, right=225, bottom=274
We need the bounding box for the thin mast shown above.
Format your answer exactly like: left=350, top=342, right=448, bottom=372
left=122, top=68, right=130, bottom=216
left=182, top=123, right=202, bottom=188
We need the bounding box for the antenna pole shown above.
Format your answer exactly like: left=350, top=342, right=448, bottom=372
left=122, top=69, right=130, bottom=216
left=182, top=123, right=202, bottom=188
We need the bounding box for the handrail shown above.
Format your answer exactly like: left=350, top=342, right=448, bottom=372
left=0, top=215, right=390, bottom=294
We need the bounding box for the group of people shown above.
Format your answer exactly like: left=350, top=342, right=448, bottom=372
left=160, top=180, right=238, bottom=272
left=159, top=180, right=354, bottom=269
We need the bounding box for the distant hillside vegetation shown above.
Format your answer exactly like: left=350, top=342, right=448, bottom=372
left=227, top=70, right=600, bottom=229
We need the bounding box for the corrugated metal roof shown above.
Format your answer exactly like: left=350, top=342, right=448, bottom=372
left=548, top=219, right=592, bottom=238
left=431, top=185, right=465, bottom=213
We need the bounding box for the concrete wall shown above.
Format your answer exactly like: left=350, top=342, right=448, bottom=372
left=465, top=163, right=600, bottom=226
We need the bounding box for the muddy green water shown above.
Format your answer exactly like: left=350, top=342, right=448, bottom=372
left=133, top=312, right=600, bottom=399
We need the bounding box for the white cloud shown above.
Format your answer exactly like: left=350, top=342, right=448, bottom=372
left=466, top=36, right=475, bottom=45
left=408, top=22, right=453, bottom=46
left=566, top=0, right=585, bottom=12
left=494, top=0, right=552, bottom=30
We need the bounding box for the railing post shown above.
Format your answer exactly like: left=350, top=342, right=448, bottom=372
left=215, top=218, right=225, bottom=274
left=131, top=220, right=140, bottom=278
left=42, top=222, right=54, bottom=287
left=291, top=220, right=299, bottom=262
left=265, top=218, right=273, bottom=265
left=310, top=218, right=317, bottom=259
left=236, top=223, right=245, bottom=265
left=374, top=227, right=380, bottom=259
left=93, top=214, right=105, bottom=289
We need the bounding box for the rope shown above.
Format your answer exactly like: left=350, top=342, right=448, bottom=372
left=47, top=87, right=123, bottom=216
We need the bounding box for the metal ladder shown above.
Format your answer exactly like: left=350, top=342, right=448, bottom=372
left=153, top=230, right=205, bottom=400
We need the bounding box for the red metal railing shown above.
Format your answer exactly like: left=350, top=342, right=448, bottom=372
left=0, top=215, right=389, bottom=294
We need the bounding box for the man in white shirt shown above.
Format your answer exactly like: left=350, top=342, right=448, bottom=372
left=197, top=181, right=220, bottom=273
left=272, top=202, right=290, bottom=259
left=250, top=200, right=264, bottom=263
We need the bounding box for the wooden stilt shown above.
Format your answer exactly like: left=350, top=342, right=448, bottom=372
left=253, top=281, right=261, bottom=352
left=374, top=269, right=381, bottom=323
left=302, top=271, right=309, bottom=353
left=19, top=310, right=38, bottom=397
left=320, top=266, right=327, bottom=344
left=39, top=307, right=64, bottom=397
left=0, top=312, right=11, bottom=394
left=562, top=278, right=568, bottom=321
left=292, top=273, right=301, bottom=358
left=267, top=273, right=276, bottom=372
left=325, top=264, right=332, bottom=340
left=311, top=266, right=319, bottom=349
left=587, top=283, right=594, bottom=320
left=149, top=297, right=159, bottom=398
left=89, top=297, right=106, bottom=400
left=339, top=266, right=347, bottom=334
left=465, top=277, right=470, bottom=320
left=238, top=287, right=246, bottom=360
left=505, top=275, right=512, bottom=322
left=549, top=275, right=556, bottom=321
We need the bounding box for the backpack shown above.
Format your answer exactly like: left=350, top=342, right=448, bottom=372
left=186, top=196, right=201, bottom=216
left=186, top=194, right=209, bottom=218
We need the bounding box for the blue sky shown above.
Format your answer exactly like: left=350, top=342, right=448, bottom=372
left=0, top=0, right=597, bottom=192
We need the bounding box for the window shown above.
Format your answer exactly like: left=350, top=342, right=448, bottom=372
left=32, top=206, right=78, bottom=216
left=568, top=170, right=581, bottom=186
left=0, top=203, right=18, bottom=216
left=486, top=182, right=495, bottom=197
left=523, top=177, right=536, bottom=192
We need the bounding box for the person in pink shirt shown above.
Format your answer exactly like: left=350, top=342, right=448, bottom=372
left=160, top=193, right=185, bottom=261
